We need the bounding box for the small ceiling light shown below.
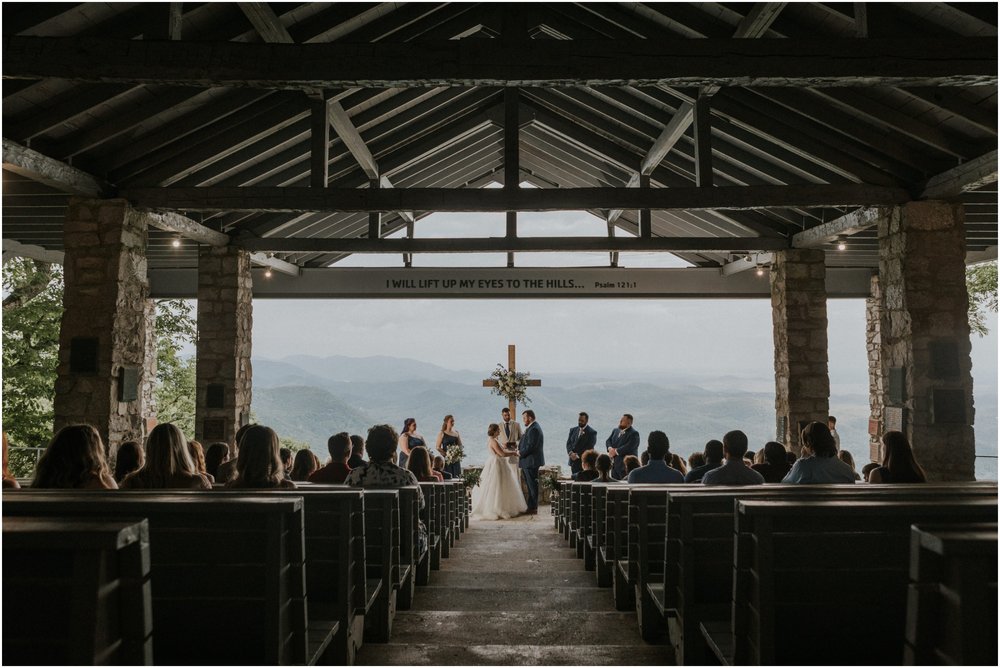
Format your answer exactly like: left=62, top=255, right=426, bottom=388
left=836, top=236, right=847, bottom=251
left=264, top=267, right=273, bottom=278
left=171, top=236, right=181, bottom=248
left=755, top=265, right=765, bottom=277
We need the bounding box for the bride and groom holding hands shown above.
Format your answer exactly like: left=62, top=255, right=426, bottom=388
left=472, top=407, right=545, bottom=520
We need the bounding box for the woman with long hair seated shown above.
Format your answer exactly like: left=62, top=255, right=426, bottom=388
left=781, top=422, right=856, bottom=484
left=31, top=424, right=117, bottom=489
left=406, top=445, right=441, bottom=482
left=114, top=440, right=144, bottom=483
left=121, top=423, right=211, bottom=490
left=204, top=442, right=230, bottom=479
left=594, top=453, right=620, bottom=483
left=290, top=449, right=320, bottom=482
left=868, top=431, right=927, bottom=484
left=226, top=425, right=296, bottom=489
left=187, top=439, right=215, bottom=483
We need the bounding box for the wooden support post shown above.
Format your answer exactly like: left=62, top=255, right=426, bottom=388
left=368, top=179, right=381, bottom=239
left=505, top=87, right=519, bottom=268
left=694, top=92, right=714, bottom=187
left=310, top=97, right=329, bottom=189
left=639, top=173, right=652, bottom=239
left=404, top=220, right=414, bottom=268
left=854, top=3, right=868, bottom=37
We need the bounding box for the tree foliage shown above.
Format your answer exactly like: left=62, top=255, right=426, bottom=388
left=967, top=261, right=998, bottom=337
left=153, top=299, right=197, bottom=438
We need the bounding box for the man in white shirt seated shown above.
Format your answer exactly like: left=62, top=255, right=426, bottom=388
left=702, top=430, right=766, bottom=486
left=627, top=431, right=684, bottom=484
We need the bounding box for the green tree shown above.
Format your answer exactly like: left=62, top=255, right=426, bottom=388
left=153, top=299, right=197, bottom=437
left=967, top=261, right=998, bottom=337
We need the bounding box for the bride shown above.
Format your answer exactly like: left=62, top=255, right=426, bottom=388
left=472, top=423, right=528, bottom=520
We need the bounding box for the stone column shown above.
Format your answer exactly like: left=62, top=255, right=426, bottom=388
left=195, top=246, right=253, bottom=445
left=53, top=198, right=152, bottom=452
left=877, top=201, right=975, bottom=481
left=770, top=249, right=830, bottom=452
left=866, top=275, right=884, bottom=463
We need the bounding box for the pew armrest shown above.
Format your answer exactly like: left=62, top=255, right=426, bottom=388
left=307, top=619, right=339, bottom=666
left=700, top=621, right=734, bottom=666
left=646, top=583, right=673, bottom=617
left=365, top=579, right=383, bottom=613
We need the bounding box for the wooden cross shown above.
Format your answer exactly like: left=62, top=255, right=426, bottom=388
left=482, top=344, right=542, bottom=415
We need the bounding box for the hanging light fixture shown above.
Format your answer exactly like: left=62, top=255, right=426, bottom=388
left=836, top=236, right=847, bottom=251
left=264, top=253, right=273, bottom=278
left=171, top=236, right=181, bottom=248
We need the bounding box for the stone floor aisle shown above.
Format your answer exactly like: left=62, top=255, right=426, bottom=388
left=356, top=506, right=675, bottom=665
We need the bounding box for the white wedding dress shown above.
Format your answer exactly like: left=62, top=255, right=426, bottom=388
left=473, top=438, right=528, bottom=520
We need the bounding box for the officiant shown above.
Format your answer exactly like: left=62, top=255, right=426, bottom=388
left=566, top=411, right=597, bottom=479
left=499, top=407, right=522, bottom=456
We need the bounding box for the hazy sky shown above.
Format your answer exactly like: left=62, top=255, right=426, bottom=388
left=251, top=210, right=999, bottom=393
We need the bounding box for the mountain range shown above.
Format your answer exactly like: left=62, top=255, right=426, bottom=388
left=249, top=354, right=998, bottom=479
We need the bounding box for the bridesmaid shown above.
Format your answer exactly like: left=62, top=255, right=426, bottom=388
left=435, top=414, right=464, bottom=479
left=397, top=417, right=426, bottom=470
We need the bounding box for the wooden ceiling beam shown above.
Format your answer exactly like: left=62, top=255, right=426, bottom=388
left=920, top=150, right=999, bottom=199
left=121, top=184, right=910, bottom=213
left=791, top=206, right=890, bottom=248
left=4, top=36, right=994, bottom=88
left=2, top=138, right=108, bottom=197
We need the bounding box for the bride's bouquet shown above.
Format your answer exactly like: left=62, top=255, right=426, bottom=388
left=445, top=442, right=464, bottom=465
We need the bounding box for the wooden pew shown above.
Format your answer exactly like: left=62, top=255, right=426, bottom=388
left=3, top=493, right=308, bottom=665
left=576, top=482, right=595, bottom=569
left=727, top=497, right=998, bottom=665
left=418, top=482, right=444, bottom=571
left=590, top=483, right=612, bottom=587
left=605, top=485, right=634, bottom=611
left=3, top=516, right=153, bottom=666
left=568, top=482, right=581, bottom=549
left=360, top=489, right=400, bottom=644
left=665, top=484, right=997, bottom=665
left=905, top=522, right=998, bottom=665
left=626, top=484, right=682, bottom=641
left=444, top=480, right=460, bottom=547
left=395, top=486, right=422, bottom=611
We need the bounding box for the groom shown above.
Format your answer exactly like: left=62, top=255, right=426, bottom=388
left=519, top=409, right=545, bottom=515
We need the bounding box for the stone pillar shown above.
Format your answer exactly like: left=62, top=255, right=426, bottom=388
left=140, top=299, right=158, bottom=430
left=877, top=201, right=975, bottom=481
left=195, top=246, right=253, bottom=445
left=770, top=249, right=830, bottom=452
left=866, top=275, right=884, bottom=463
left=53, top=198, right=152, bottom=452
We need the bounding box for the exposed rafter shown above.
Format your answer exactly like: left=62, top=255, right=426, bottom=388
left=920, top=150, right=998, bottom=199
left=791, top=206, right=890, bottom=248
left=238, top=2, right=294, bottom=43
left=249, top=251, right=301, bottom=276
left=2, top=138, right=108, bottom=197
left=2, top=238, right=65, bottom=264
left=720, top=252, right=775, bottom=276
left=3, top=36, right=995, bottom=88
left=732, top=3, right=787, bottom=38
left=143, top=210, right=230, bottom=246
left=122, top=184, right=911, bottom=213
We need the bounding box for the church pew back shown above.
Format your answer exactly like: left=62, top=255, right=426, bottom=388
left=360, top=489, right=400, bottom=644
left=3, top=516, right=152, bottom=666
left=3, top=492, right=306, bottom=666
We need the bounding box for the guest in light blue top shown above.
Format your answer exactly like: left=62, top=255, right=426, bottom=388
left=628, top=431, right=684, bottom=484
left=782, top=421, right=856, bottom=484
left=702, top=430, right=765, bottom=486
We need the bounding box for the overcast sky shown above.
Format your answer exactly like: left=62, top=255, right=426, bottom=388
left=250, top=210, right=999, bottom=392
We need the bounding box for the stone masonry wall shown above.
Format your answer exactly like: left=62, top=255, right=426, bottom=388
left=770, top=249, right=830, bottom=452
left=866, top=275, right=884, bottom=463
left=878, top=201, right=975, bottom=480
left=54, top=198, right=151, bottom=452
left=196, top=246, right=253, bottom=445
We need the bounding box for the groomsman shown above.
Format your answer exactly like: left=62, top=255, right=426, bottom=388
left=566, top=412, right=597, bottom=479
left=500, top=407, right=522, bottom=451
left=606, top=413, right=640, bottom=480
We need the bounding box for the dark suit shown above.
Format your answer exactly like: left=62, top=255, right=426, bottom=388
left=519, top=420, right=545, bottom=510
left=605, top=427, right=640, bottom=480
left=566, top=424, right=597, bottom=478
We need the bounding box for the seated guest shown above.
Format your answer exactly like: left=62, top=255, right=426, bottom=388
left=670, top=453, right=688, bottom=476
left=785, top=450, right=798, bottom=466
left=290, top=449, right=319, bottom=482
left=226, top=425, right=296, bottom=489
left=702, top=430, right=765, bottom=486
left=627, top=431, right=684, bottom=484
left=684, top=440, right=724, bottom=483
left=2, top=432, right=20, bottom=489
left=837, top=449, right=862, bottom=481
left=114, top=440, right=144, bottom=483
left=348, top=434, right=367, bottom=469
left=751, top=441, right=792, bottom=483
left=122, top=423, right=212, bottom=490
left=575, top=449, right=600, bottom=482
left=187, top=439, right=215, bottom=484
left=204, top=442, right=230, bottom=479
left=594, top=453, right=619, bottom=483
left=406, top=445, right=441, bottom=482
left=432, top=455, right=454, bottom=479
left=781, top=422, right=856, bottom=484
left=215, top=424, right=253, bottom=484
left=868, top=431, right=927, bottom=484
left=623, top=455, right=642, bottom=477
left=346, top=425, right=424, bottom=510
left=32, top=425, right=117, bottom=490
left=640, top=451, right=650, bottom=467
left=279, top=447, right=293, bottom=479
left=744, top=449, right=756, bottom=464
left=861, top=461, right=879, bottom=482
left=310, top=432, right=353, bottom=484
left=687, top=452, right=706, bottom=470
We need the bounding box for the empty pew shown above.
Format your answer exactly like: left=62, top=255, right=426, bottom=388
left=668, top=484, right=997, bottom=665
left=395, top=486, right=422, bottom=611
left=905, top=522, right=998, bottom=665
left=3, top=493, right=307, bottom=665
left=726, top=497, right=998, bottom=665
left=3, top=516, right=152, bottom=666
left=626, top=485, right=683, bottom=641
